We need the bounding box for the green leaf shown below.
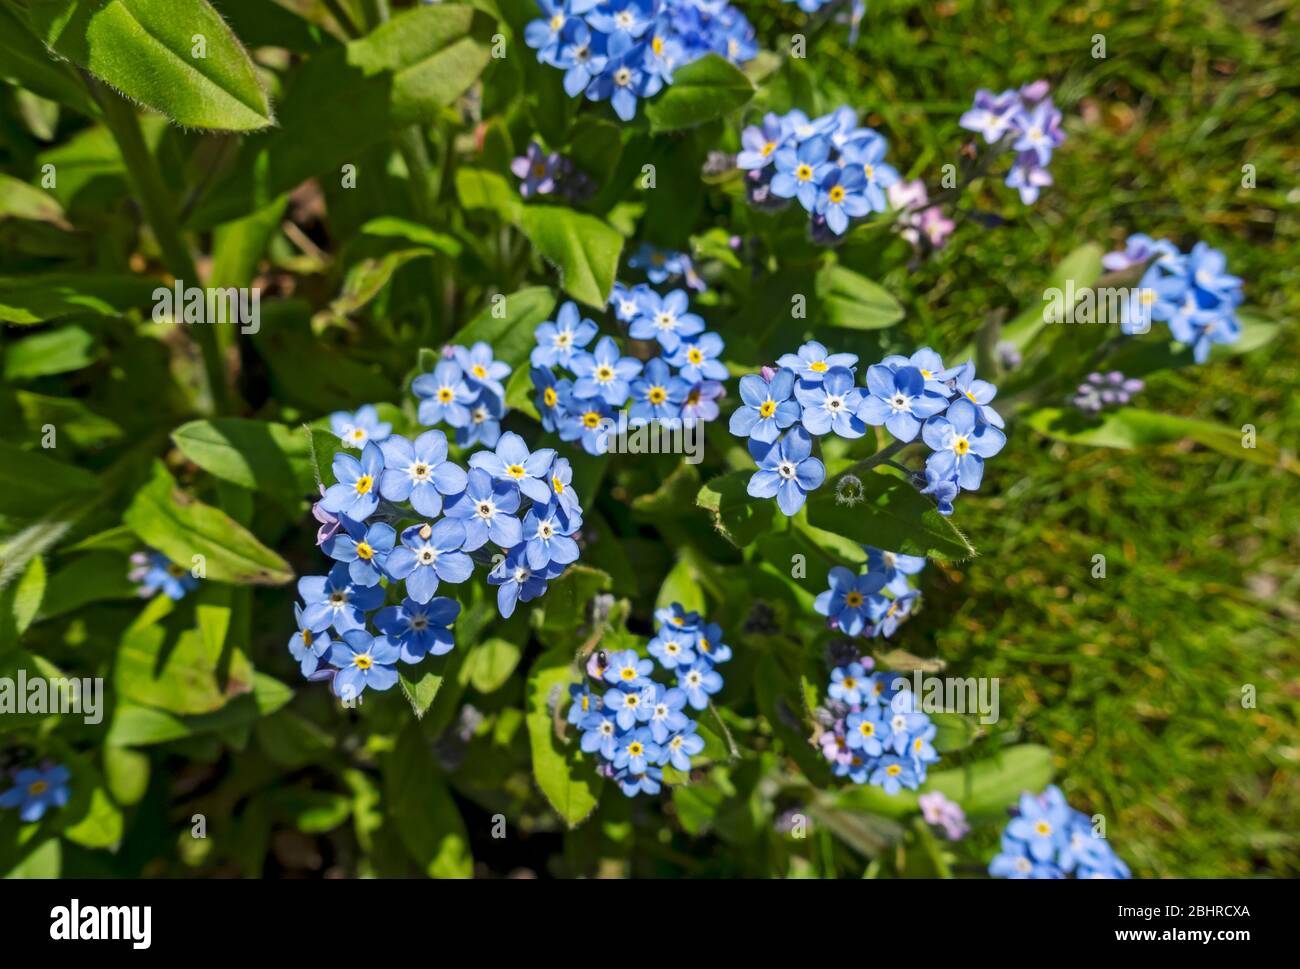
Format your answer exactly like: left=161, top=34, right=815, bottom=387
left=992, top=243, right=1104, bottom=357
left=520, top=206, right=623, bottom=308
left=1103, top=310, right=1281, bottom=378
left=816, top=264, right=905, bottom=330
left=360, top=217, right=462, bottom=257
left=329, top=248, right=434, bottom=318
left=805, top=470, right=975, bottom=560
left=696, top=470, right=775, bottom=549
left=454, top=166, right=523, bottom=221
left=349, top=4, right=496, bottom=125
left=526, top=646, right=603, bottom=827
left=105, top=672, right=292, bottom=745
left=35, top=552, right=137, bottom=621
left=123, top=461, right=294, bottom=585
left=188, top=5, right=494, bottom=228
left=0, top=441, right=97, bottom=519
left=644, top=54, right=754, bottom=132
left=387, top=723, right=472, bottom=877
left=114, top=594, right=254, bottom=715
left=0, top=556, right=47, bottom=651
left=447, top=287, right=556, bottom=370
left=3, top=325, right=98, bottom=380
left=171, top=418, right=315, bottom=504
left=5, top=838, right=61, bottom=879
left=1026, top=406, right=1300, bottom=476
left=0, top=272, right=155, bottom=324
left=0, top=174, right=69, bottom=227
left=397, top=649, right=461, bottom=719
left=103, top=746, right=150, bottom=805
left=466, top=637, right=524, bottom=694
left=62, top=784, right=124, bottom=849
left=0, top=4, right=98, bottom=116
left=249, top=302, right=394, bottom=412
left=656, top=556, right=706, bottom=614
left=31, top=0, right=274, bottom=131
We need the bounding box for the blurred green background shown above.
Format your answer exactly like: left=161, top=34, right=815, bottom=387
left=796, top=0, right=1299, bottom=877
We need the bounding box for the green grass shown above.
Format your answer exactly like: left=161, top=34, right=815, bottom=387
left=764, top=0, right=1300, bottom=876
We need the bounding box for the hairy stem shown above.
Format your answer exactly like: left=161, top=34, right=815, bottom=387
left=93, top=82, right=231, bottom=414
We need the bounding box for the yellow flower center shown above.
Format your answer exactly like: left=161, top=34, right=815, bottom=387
left=953, top=437, right=970, bottom=456
left=828, top=185, right=846, bottom=204
left=506, top=464, right=526, bottom=479
left=1035, top=821, right=1053, bottom=837
left=652, top=35, right=664, bottom=55
left=596, top=364, right=615, bottom=382
left=354, top=654, right=373, bottom=671
left=532, top=162, right=547, bottom=178
left=550, top=12, right=564, bottom=30
left=302, top=629, right=313, bottom=647
left=472, top=364, right=487, bottom=379
left=354, top=475, right=373, bottom=495
left=886, top=764, right=902, bottom=777
left=582, top=411, right=602, bottom=429
left=795, top=163, right=813, bottom=181
left=28, top=780, right=48, bottom=796
left=355, top=542, right=374, bottom=561
left=845, top=591, right=864, bottom=608
left=699, top=638, right=711, bottom=653
left=620, top=666, right=637, bottom=681
left=758, top=400, right=776, bottom=419
left=863, top=164, right=875, bottom=179
left=809, top=360, right=828, bottom=373
left=543, top=386, right=558, bottom=407
left=552, top=475, right=565, bottom=494
left=628, top=742, right=644, bottom=757
left=859, top=722, right=875, bottom=737
left=648, top=386, right=667, bottom=405
left=761, top=141, right=776, bottom=156
left=438, top=387, right=453, bottom=403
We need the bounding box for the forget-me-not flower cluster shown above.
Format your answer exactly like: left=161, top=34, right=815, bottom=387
left=412, top=342, right=513, bottom=449
left=989, top=785, right=1132, bottom=879
left=1105, top=233, right=1244, bottom=363
left=524, top=0, right=757, bottom=122
left=529, top=293, right=725, bottom=456
left=628, top=242, right=706, bottom=293
left=291, top=362, right=586, bottom=701
left=571, top=602, right=730, bottom=796
left=511, top=141, right=596, bottom=202
left=814, top=546, right=925, bottom=639
left=816, top=658, right=939, bottom=793
left=958, top=80, right=1065, bottom=205
left=729, top=343, right=1005, bottom=517
left=737, top=106, right=899, bottom=240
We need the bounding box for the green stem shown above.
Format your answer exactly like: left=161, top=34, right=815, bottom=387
left=93, top=82, right=231, bottom=415
left=828, top=439, right=909, bottom=489
left=396, top=127, right=434, bottom=223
